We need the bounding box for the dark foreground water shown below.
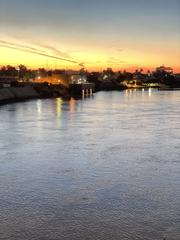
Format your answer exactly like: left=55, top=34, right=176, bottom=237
left=0, top=89, right=180, bottom=240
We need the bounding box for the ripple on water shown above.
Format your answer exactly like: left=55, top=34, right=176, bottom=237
left=0, top=90, right=180, bottom=240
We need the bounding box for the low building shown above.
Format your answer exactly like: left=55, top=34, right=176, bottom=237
left=34, top=72, right=87, bottom=87
left=0, top=76, right=18, bottom=88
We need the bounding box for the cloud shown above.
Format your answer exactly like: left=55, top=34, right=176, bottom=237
left=4, top=36, right=85, bottom=67
left=117, top=49, right=124, bottom=52
left=0, top=40, right=81, bottom=66
left=35, top=43, right=72, bottom=59
left=0, top=40, right=45, bottom=53
left=4, top=36, right=73, bottom=59
left=107, top=56, right=126, bottom=65
left=79, top=63, right=85, bottom=67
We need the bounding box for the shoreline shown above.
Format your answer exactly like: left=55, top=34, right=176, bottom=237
left=0, top=83, right=70, bottom=106
left=0, top=84, right=179, bottom=106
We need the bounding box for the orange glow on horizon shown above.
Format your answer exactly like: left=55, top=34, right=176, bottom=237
left=0, top=41, right=180, bottom=73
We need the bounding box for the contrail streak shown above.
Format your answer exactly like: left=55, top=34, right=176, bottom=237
left=34, top=42, right=72, bottom=59
left=0, top=41, right=83, bottom=66
left=7, top=36, right=75, bottom=60
left=0, top=40, right=45, bottom=53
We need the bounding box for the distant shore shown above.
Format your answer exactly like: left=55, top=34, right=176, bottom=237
left=0, top=83, right=180, bottom=106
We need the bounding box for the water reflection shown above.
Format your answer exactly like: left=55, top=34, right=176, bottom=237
left=69, top=97, right=75, bottom=113
left=0, top=90, right=180, bottom=240
left=148, top=87, right=152, bottom=97
left=125, top=88, right=154, bottom=98
left=56, top=97, right=62, bottom=117
left=125, top=89, right=133, bottom=97
left=36, top=99, right=42, bottom=114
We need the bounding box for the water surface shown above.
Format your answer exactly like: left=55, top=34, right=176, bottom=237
left=0, top=90, right=180, bottom=240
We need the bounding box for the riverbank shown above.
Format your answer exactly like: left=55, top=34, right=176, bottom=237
left=0, top=83, right=70, bottom=105
left=0, top=82, right=179, bottom=106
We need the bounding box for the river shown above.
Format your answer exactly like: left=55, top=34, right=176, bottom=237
left=0, top=89, right=180, bottom=240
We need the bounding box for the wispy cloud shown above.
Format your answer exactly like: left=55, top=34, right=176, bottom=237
left=117, top=49, right=124, bottom=52
left=0, top=40, right=46, bottom=53
left=0, top=40, right=82, bottom=66
left=35, top=42, right=72, bottom=59
left=9, top=35, right=75, bottom=60
left=107, top=56, right=126, bottom=65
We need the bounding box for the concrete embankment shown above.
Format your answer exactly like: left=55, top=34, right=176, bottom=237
left=0, top=84, right=70, bottom=105
left=0, top=86, right=39, bottom=104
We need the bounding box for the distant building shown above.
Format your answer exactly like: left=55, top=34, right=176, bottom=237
left=0, top=76, right=18, bottom=87
left=34, top=71, right=87, bottom=87
left=70, top=74, right=87, bottom=84
left=174, top=74, right=180, bottom=82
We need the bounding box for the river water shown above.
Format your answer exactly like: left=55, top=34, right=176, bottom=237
left=0, top=89, right=180, bottom=240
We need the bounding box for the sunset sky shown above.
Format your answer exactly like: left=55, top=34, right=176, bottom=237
left=0, top=0, right=180, bottom=72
